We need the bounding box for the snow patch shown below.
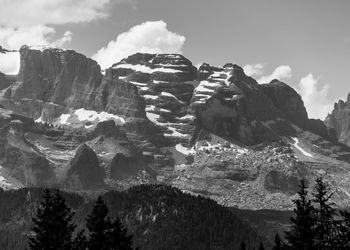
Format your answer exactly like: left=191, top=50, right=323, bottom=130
left=114, top=63, right=182, bottom=74
left=35, top=116, right=44, bottom=123
left=175, top=144, right=195, bottom=155
left=178, top=114, right=195, bottom=121
left=292, top=137, right=313, bottom=157
left=129, top=81, right=147, bottom=86
left=57, top=109, right=125, bottom=128
left=165, top=127, right=187, bottom=137
left=146, top=112, right=160, bottom=124
left=144, top=95, right=159, bottom=100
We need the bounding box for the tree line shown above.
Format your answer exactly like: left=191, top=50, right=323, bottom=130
left=27, top=189, right=135, bottom=250
left=273, top=177, right=350, bottom=250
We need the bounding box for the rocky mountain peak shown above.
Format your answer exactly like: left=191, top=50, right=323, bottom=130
left=0, top=46, right=346, bottom=210
left=325, top=95, right=350, bottom=145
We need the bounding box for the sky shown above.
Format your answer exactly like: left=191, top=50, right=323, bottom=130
left=0, top=0, right=349, bottom=119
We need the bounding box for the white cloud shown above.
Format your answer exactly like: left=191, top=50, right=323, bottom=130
left=0, top=0, right=114, bottom=27
left=243, top=63, right=264, bottom=77
left=93, top=20, right=186, bottom=69
left=52, top=31, right=73, bottom=47
left=257, top=65, right=292, bottom=84
left=297, top=73, right=332, bottom=120
left=0, top=25, right=56, bottom=49
left=0, top=26, right=73, bottom=74
left=0, top=52, right=20, bottom=75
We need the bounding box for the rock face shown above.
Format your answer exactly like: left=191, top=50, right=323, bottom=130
left=260, top=80, right=308, bottom=126
left=111, top=53, right=197, bottom=146
left=2, top=46, right=350, bottom=211
left=325, top=95, right=350, bottom=146
left=0, top=72, right=11, bottom=91
left=0, top=109, right=54, bottom=186
left=110, top=152, right=144, bottom=180
left=0, top=46, right=102, bottom=118
left=0, top=46, right=146, bottom=125
left=65, top=144, right=105, bottom=190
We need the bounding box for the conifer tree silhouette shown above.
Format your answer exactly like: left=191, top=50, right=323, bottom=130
left=27, top=189, right=76, bottom=250
left=86, top=196, right=133, bottom=250
left=285, top=179, right=316, bottom=250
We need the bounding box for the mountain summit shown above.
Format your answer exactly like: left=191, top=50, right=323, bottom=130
left=0, top=46, right=349, bottom=210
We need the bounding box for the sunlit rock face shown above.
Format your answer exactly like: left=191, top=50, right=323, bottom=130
left=325, top=94, right=350, bottom=146
left=0, top=47, right=348, bottom=210
left=110, top=53, right=197, bottom=146
left=64, top=144, right=105, bottom=190
left=0, top=109, right=54, bottom=186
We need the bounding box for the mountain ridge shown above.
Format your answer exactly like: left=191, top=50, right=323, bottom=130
left=0, top=45, right=349, bottom=211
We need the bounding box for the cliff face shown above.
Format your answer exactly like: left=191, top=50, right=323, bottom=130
left=325, top=95, right=350, bottom=146
left=0, top=72, right=11, bottom=91
left=0, top=46, right=146, bottom=124
left=0, top=108, right=55, bottom=186
left=64, top=144, right=105, bottom=190
left=1, top=46, right=102, bottom=118
left=0, top=47, right=348, bottom=210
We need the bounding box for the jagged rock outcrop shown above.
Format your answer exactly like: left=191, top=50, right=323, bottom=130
left=64, top=144, right=105, bottom=190
left=0, top=72, right=11, bottom=91
left=112, top=53, right=197, bottom=146
left=1, top=46, right=350, bottom=209
left=0, top=46, right=147, bottom=126
left=85, top=120, right=147, bottom=182
left=325, top=94, right=350, bottom=146
left=192, top=64, right=295, bottom=144
left=0, top=109, right=55, bottom=186
left=0, top=46, right=102, bottom=118
left=110, top=152, right=144, bottom=180
left=260, top=80, right=308, bottom=126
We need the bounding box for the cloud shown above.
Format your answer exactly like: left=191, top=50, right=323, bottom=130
left=93, top=20, right=186, bottom=69
left=257, top=65, right=292, bottom=84
left=0, top=0, right=115, bottom=27
left=243, top=63, right=264, bottom=77
left=0, top=52, right=20, bottom=75
left=297, top=73, right=332, bottom=119
left=0, top=26, right=72, bottom=74
left=0, top=25, right=56, bottom=49
left=53, top=31, right=73, bottom=47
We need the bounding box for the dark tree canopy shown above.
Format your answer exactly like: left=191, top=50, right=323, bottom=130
left=87, top=196, right=133, bottom=250
left=27, top=189, right=76, bottom=250
left=285, top=179, right=316, bottom=250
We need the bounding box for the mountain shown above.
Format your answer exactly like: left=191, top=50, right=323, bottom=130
left=325, top=94, right=350, bottom=146
left=0, top=185, right=263, bottom=250
left=0, top=45, right=350, bottom=211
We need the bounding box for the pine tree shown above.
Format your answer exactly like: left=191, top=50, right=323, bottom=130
left=337, top=210, right=350, bottom=249
left=285, top=179, right=316, bottom=250
left=272, top=234, right=282, bottom=250
left=86, top=196, right=134, bottom=250
left=86, top=196, right=113, bottom=250
left=239, top=242, right=246, bottom=250
left=72, top=229, right=88, bottom=250
left=27, top=189, right=76, bottom=250
left=110, top=217, right=133, bottom=250
left=312, top=177, right=337, bottom=249
left=258, top=242, right=265, bottom=250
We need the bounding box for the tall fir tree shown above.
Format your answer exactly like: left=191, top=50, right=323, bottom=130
left=86, top=196, right=113, bottom=250
left=110, top=217, right=133, bottom=250
left=86, top=196, right=134, bottom=250
left=285, top=179, right=316, bottom=250
left=27, top=189, right=76, bottom=250
left=72, top=229, right=88, bottom=250
left=239, top=242, right=246, bottom=250
left=312, top=177, right=338, bottom=249
left=272, top=234, right=282, bottom=250
left=337, top=210, right=350, bottom=249
left=258, top=242, right=265, bottom=250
